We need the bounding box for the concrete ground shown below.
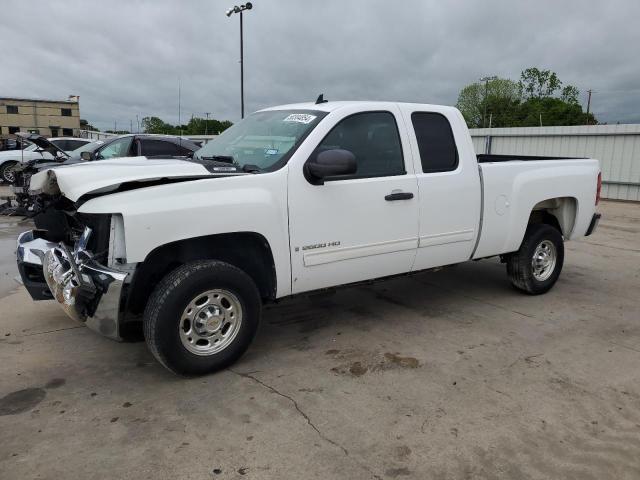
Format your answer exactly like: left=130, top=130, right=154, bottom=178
left=0, top=200, right=639, bottom=479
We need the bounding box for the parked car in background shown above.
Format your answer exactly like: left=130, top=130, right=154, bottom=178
left=0, top=134, right=90, bottom=183
left=12, top=133, right=201, bottom=217
left=16, top=100, right=601, bottom=376
left=0, top=138, right=30, bottom=151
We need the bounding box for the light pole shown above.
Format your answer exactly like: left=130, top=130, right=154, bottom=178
left=226, top=2, right=253, bottom=119
left=480, top=75, right=497, bottom=128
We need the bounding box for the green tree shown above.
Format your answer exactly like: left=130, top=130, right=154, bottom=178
left=456, top=68, right=597, bottom=127
left=516, top=97, right=596, bottom=127
left=456, top=78, right=521, bottom=128
left=141, top=116, right=177, bottom=134
left=519, top=67, right=562, bottom=98
left=80, top=119, right=100, bottom=132
left=560, top=85, right=580, bottom=104
left=141, top=116, right=233, bottom=135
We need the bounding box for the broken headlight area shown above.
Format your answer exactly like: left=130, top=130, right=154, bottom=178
left=42, top=228, right=129, bottom=339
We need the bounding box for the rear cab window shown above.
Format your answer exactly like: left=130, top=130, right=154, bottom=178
left=411, top=112, right=458, bottom=173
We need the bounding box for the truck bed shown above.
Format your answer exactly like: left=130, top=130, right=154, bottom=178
left=473, top=157, right=600, bottom=259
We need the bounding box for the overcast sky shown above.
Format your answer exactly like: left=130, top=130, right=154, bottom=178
left=2, top=0, right=638, bottom=130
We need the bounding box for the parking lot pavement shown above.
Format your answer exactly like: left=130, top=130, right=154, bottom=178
left=0, top=200, right=639, bottom=480
left=0, top=217, right=29, bottom=298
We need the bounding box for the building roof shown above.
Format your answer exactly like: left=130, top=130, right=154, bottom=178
left=0, top=96, right=79, bottom=104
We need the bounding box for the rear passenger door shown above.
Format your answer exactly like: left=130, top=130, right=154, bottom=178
left=399, top=107, right=481, bottom=271
left=287, top=105, right=419, bottom=294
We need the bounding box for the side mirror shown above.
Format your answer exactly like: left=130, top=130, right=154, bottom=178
left=304, top=149, right=357, bottom=185
left=81, top=151, right=95, bottom=161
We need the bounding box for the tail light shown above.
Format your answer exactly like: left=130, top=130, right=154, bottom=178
left=596, top=172, right=602, bottom=205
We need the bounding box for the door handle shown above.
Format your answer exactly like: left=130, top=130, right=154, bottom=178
left=385, top=191, right=414, bottom=201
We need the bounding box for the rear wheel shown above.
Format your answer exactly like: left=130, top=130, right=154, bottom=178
left=506, top=223, right=564, bottom=295
left=143, top=260, right=261, bottom=376
left=0, top=161, right=18, bottom=183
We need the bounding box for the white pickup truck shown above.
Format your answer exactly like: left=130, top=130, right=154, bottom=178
left=16, top=100, right=602, bottom=375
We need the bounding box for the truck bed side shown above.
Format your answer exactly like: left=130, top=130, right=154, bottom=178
left=473, top=158, right=600, bottom=259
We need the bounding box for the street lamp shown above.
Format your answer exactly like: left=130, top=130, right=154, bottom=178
left=226, top=2, right=253, bottom=119
left=480, top=75, right=497, bottom=128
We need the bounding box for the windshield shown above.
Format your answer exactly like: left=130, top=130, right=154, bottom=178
left=24, top=144, right=38, bottom=152
left=194, top=109, right=326, bottom=171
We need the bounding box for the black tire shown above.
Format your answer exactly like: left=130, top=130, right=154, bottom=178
left=506, top=223, right=564, bottom=295
left=0, top=161, right=18, bottom=184
left=143, top=260, right=261, bottom=376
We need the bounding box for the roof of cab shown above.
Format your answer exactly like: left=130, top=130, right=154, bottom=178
left=259, top=100, right=460, bottom=115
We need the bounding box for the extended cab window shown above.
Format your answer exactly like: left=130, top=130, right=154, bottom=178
left=314, top=111, right=404, bottom=179
left=411, top=112, right=458, bottom=173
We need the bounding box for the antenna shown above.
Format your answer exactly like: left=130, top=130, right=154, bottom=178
left=315, top=94, right=328, bottom=104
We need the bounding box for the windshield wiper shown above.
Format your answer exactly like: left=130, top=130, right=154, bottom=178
left=241, top=164, right=262, bottom=173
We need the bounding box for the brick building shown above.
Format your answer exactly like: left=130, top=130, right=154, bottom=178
left=0, top=95, right=81, bottom=138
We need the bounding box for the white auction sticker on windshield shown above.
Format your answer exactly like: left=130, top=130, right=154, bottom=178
left=283, top=113, right=317, bottom=124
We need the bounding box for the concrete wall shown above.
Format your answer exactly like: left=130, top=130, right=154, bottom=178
left=0, top=97, right=81, bottom=138
left=470, top=124, right=640, bottom=201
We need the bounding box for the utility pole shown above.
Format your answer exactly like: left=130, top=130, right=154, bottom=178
left=586, top=89, right=592, bottom=125
left=114, top=121, right=117, bottom=132
left=204, top=112, right=211, bottom=136
left=130, top=120, right=133, bottom=134
left=480, top=76, right=497, bottom=128
left=136, top=114, right=139, bottom=133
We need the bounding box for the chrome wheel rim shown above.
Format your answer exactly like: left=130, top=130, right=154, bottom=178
left=532, top=240, right=557, bottom=282
left=179, top=289, right=243, bottom=356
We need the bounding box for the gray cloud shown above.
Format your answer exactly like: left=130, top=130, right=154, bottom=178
left=2, top=0, right=638, bottom=130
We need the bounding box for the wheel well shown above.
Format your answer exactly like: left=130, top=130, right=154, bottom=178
left=528, top=197, right=577, bottom=237
left=125, top=232, right=276, bottom=316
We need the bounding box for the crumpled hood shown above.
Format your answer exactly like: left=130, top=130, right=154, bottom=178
left=28, top=156, right=238, bottom=201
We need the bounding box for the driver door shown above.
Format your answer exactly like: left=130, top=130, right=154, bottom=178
left=287, top=105, right=419, bottom=294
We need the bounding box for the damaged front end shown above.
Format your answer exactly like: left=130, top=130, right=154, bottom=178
left=18, top=223, right=131, bottom=341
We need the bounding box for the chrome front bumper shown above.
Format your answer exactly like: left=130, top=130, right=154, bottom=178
left=17, top=229, right=129, bottom=341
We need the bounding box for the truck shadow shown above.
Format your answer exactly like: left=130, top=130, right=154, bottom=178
left=245, top=259, right=511, bottom=359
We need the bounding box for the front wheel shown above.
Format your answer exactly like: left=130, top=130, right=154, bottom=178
left=506, top=224, right=564, bottom=295
left=143, top=260, right=261, bottom=376
left=0, top=161, right=18, bottom=183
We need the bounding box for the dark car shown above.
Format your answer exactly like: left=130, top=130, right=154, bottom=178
left=12, top=134, right=200, bottom=214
